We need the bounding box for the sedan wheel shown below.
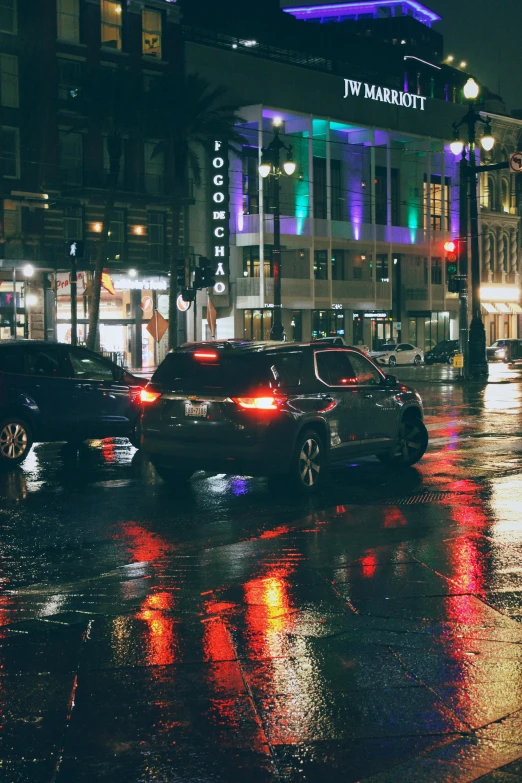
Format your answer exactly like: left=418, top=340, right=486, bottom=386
left=413, top=355, right=422, bottom=366
left=379, top=418, right=428, bottom=467
left=291, top=429, right=325, bottom=493
left=0, top=418, right=33, bottom=465
left=388, top=355, right=396, bottom=367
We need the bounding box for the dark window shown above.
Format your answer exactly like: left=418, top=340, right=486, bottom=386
left=399, top=343, right=414, bottom=351
left=153, top=352, right=273, bottom=394
left=0, top=347, right=24, bottom=374
left=331, top=249, right=345, bottom=281
left=331, top=159, right=342, bottom=220
left=431, top=257, right=442, bottom=285
left=315, top=350, right=356, bottom=386
left=314, top=249, right=328, bottom=280
left=313, top=157, right=327, bottom=219
left=59, top=130, right=82, bottom=186
left=68, top=348, right=116, bottom=381
left=64, top=206, right=83, bottom=241
left=57, top=58, right=82, bottom=102
left=348, top=352, right=382, bottom=385
left=148, top=211, right=165, bottom=264
left=25, top=348, right=64, bottom=377
left=243, top=246, right=272, bottom=279
left=267, top=351, right=303, bottom=388
left=375, top=254, right=389, bottom=282
left=242, top=147, right=259, bottom=215
left=291, top=310, right=302, bottom=341
left=107, top=208, right=125, bottom=261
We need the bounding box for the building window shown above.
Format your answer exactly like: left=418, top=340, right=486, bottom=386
left=0, top=127, right=19, bottom=178
left=312, top=309, right=345, bottom=339
left=424, top=174, right=451, bottom=231
left=314, top=249, right=328, bottom=280
left=331, top=249, right=346, bottom=281
left=501, top=178, right=510, bottom=213
left=59, top=130, right=82, bottom=186
left=242, top=147, right=259, bottom=215
left=331, top=159, right=342, bottom=221
left=375, top=253, right=389, bottom=282
left=244, top=309, right=272, bottom=340
left=57, top=0, right=79, bottom=42
left=486, top=176, right=496, bottom=211
left=57, top=58, right=82, bottom=103
left=0, top=0, right=17, bottom=34
left=313, top=156, right=327, bottom=219
left=375, top=166, right=399, bottom=225
left=107, top=208, right=125, bottom=261
left=144, top=140, right=163, bottom=194
left=242, top=246, right=272, bottom=278
left=291, top=310, right=302, bottom=341
left=0, top=54, right=18, bottom=108
left=431, top=256, right=442, bottom=285
left=64, top=206, right=83, bottom=241
left=148, top=211, right=165, bottom=264
left=142, top=9, right=161, bottom=59
left=101, top=0, right=122, bottom=50
left=103, top=136, right=125, bottom=187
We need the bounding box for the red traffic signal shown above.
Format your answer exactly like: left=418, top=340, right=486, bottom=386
left=444, top=240, right=456, bottom=254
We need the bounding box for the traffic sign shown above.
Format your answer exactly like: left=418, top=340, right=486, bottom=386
left=453, top=353, right=464, bottom=369
left=509, top=152, right=522, bottom=173
left=176, top=294, right=191, bottom=312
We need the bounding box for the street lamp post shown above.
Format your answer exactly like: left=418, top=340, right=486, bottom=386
left=451, top=78, right=496, bottom=379
left=259, top=119, right=296, bottom=341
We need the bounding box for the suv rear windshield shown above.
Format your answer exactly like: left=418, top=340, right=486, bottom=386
left=152, top=350, right=303, bottom=393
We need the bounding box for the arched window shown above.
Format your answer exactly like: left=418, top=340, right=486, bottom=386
left=501, top=178, right=510, bottom=213
left=486, top=176, right=496, bottom=211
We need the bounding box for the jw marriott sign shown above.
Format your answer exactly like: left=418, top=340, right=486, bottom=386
left=343, top=78, right=427, bottom=111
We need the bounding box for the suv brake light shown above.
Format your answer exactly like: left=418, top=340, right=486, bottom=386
left=193, top=351, right=218, bottom=361
left=140, top=389, right=162, bottom=404
left=233, top=396, right=283, bottom=411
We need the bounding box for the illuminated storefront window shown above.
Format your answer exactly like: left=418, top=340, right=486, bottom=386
left=244, top=308, right=272, bottom=340
left=312, top=309, right=344, bottom=339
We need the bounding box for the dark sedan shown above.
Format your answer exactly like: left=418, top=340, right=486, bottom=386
left=425, top=340, right=460, bottom=365
left=141, top=342, right=428, bottom=493
left=0, top=341, right=146, bottom=465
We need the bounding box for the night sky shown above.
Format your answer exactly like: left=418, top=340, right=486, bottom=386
left=432, top=0, right=521, bottom=112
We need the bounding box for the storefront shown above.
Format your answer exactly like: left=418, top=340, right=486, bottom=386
left=353, top=311, right=393, bottom=350
left=312, top=309, right=346, bottom=340
left=56, top=271, right=170, bottom=368
left=480, top=287, right=522, bottom=344
left=407, top=311, right=450, bottom=351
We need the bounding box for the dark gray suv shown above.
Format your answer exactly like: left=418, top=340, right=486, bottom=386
left=140, top=342, right=428, bottom=493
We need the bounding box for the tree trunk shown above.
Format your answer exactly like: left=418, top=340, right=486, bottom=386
left=87, top=134, right=121, bottom=352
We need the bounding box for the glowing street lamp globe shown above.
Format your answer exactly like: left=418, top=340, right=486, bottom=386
left=450, top=139, right=464, bottom=157
left=283, top=159, right=296, bottom=176
left=481, top=133, right=495, bottom=152
left=463, top=78, right=479, bottom=101
left=259, top=162, right=272, bottom=178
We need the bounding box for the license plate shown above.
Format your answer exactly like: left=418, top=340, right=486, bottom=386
left=185, top=403, right=208, bottom=418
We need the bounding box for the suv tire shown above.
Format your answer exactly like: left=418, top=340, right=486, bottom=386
left=0, top=417, right=33, bottom=466
left=290, top=428, right=325, bottom=493
left=378, top=418, right=428, bottom=467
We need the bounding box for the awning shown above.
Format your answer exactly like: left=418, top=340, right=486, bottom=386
left=509, top=303, right=522, bottom=314
left=482, top=303, right=498, bottom=314
left=495, top=303, right=511, bottom=314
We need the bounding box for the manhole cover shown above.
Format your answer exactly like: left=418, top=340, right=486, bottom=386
left=382, top=491, right=463, bottom=506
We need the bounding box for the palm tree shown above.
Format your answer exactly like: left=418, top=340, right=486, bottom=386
left=81, top=66, right=144, bottom=351
left=147, top=74, right=244, bottom=349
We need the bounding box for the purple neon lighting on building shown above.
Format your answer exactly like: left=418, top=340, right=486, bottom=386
left=282, top=0, right=441, bottom=24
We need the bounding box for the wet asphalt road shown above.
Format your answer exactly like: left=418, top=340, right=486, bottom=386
left=5, top=364, right=522, bottom=781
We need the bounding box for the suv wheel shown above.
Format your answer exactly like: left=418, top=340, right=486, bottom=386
left=0, top=417, right=33, bottom=466
left=154, top=464, right=194, bottom=484
left=291, top=429, right=325, bottom=493
left=379, top=418, right=428, bottom=467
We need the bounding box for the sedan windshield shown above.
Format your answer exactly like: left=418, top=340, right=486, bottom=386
left=490, top=341, right=506, bottom=348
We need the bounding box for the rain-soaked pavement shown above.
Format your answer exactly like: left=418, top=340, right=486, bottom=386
left=5, top=364, right=522, bottom=781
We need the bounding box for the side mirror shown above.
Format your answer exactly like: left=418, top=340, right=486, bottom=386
left=383, top=374, right=398, bottom=387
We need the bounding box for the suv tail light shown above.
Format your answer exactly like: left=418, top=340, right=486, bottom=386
left=232, top=395, right=284, bottom=411
left=140, top=388, right=162, bottom=404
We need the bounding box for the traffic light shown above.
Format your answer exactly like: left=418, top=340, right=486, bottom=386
left=444, top=240, right=460, bottom=293
left=199, top=257, right=216, bottom=288
left=181, top=288, right=195, bottom=302
left=193, top=267, right=204, bottom=290
left=176, top=261, right=186, bottom=288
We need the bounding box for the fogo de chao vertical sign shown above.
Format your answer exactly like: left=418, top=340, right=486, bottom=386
left=210, top=140, right=230, bottom=301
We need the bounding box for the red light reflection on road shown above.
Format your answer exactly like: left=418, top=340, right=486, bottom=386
left=101, top=440, right=117, bottom=463
left=360, top=550, right=378, bottom=578
left=115, top=521, right=174, bottom=563
left=137, top=590, right=178, bottom=666
left=382, top=507, right=408, bottom=528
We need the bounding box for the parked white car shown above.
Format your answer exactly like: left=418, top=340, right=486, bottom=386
left=368, top=343, right=424, bottom=367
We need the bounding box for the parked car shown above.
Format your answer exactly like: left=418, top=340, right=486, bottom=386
left=368, top=343, right=424, bottom=367
left=487, top=339, right=522, bottom=363
left=425, top=340, right=460, bottom=365
left=0, top=340, right=146, bottom=466
left=141, top=342, right=428, bottom=493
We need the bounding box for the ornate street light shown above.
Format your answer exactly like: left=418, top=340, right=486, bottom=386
left=450, top=77, right=495, bottom=378
left=259, top=118, right=296, bottom=341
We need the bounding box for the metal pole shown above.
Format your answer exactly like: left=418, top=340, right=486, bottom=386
left=12, top=267, right=16, bottom=338
left=270, top=171, right=284, bottom=341
left=467, top=112, right=488, bottom=378
left=458, top=152, right=469, bottom=378
left=70, top=253, right=78, bottom=347
left=24, top=282, right=28, bottom=339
